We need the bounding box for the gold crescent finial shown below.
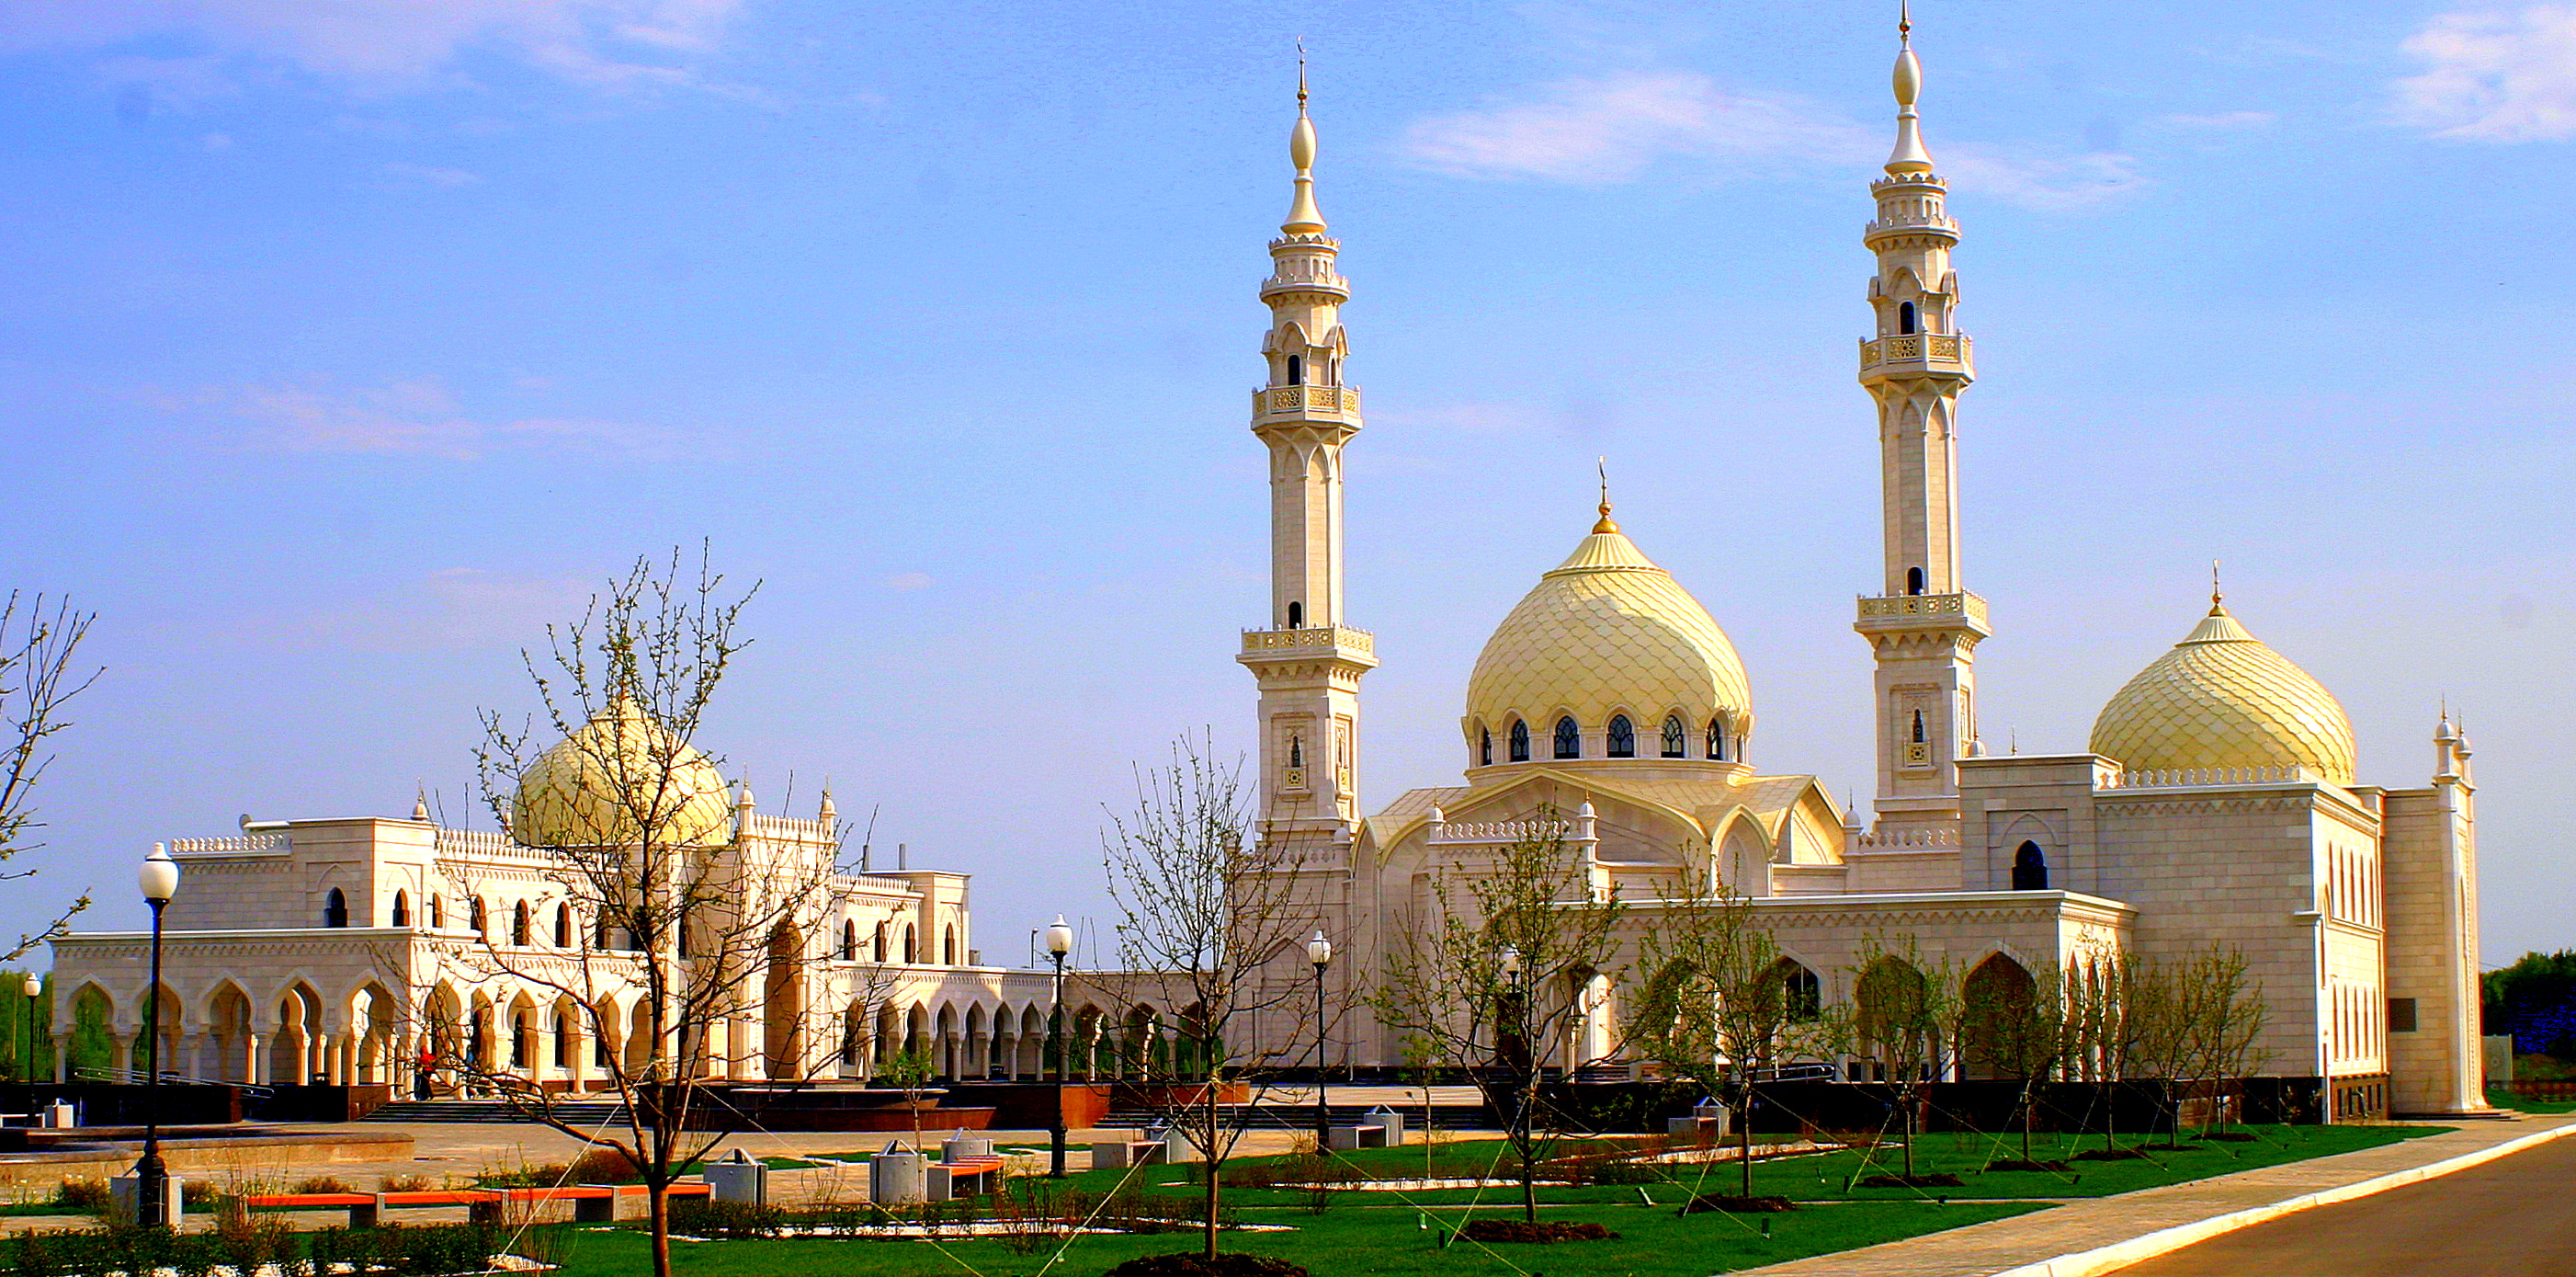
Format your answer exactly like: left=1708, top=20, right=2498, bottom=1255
left=2210, top=558, right=2224, bottom=610
left=1900, top=0, right=1912, bottom=46
left=1297, top=36, right=1309, bottom=116
left=1593, top=457, right=1618, bottom=533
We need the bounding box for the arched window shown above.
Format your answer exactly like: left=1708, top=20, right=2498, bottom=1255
left=391, top=890, right=410, bottom=928
left=552, top=1012, right=570, bottom=1068
left=1907, top=566, right=1925, bottom=595
left=1774, top=960, right=1822, bottom=1022
left=841, top=919, right=858, bottom=962
left=1661, top=714, right=1685, bottom=758
left=323, top=888, right=349, bottom=929
left=512, top=901, right=531, bottom=947
left=1707, top=718, right=1727, bottom=761
left=2012, top=841, right=2049, bottom=891
left=554, top=904, right=571, bottom=948
left=873, top=922, right=888, bottom=963
left=1606, top=714, right=1635, bottom=758
left=943, top=925, right=959, bottom=964
left=469, top=897, right=487, bottom=939
left=1508, top=719, right=1531, bottom=763
left=429, top=895, right=444, bottom=929
left=1287, top=601, right=1303, bottom=629
left=1479, top=727, right=1493, bottom=767
left=1899, top=301, right=1917, bottom=334
left=1286, top=354, right=1303, bottom=385
left=1912, top=711, right=1926, bottom=744
left=511, top=1014, right=530, bottom=1068
left=903, top=925, right=917, bottom=964
left=467, top=1009, right=487, bottom=1065
left=596, top=917, right=612, bottom=950
left=1552, top=716, right=1581, bottom=759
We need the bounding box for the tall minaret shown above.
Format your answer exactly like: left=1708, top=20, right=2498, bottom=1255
left=1854, top=6, right=1988, bottom=839
left=1238, top=62, right=1376, bottom=850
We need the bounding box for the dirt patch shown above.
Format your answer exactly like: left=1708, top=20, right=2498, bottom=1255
left=1984, top=1158, right=2071, bottom=1173
left=2193, top=1132, right=2261, bottom=1143
left=1106, top=1254, right=1311, bottom=1277
left=1458, top=1219, right=1619, bottom=1244
left=1678, top=1194, right=1797, bottom=1214
left=1856, top=1172, right=1964, bottom=1189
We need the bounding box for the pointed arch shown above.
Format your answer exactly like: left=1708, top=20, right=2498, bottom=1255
left=1661, top=713, right=1686, bottom=758
left=390, top=890, right=410, bottom=928
left=1508, top=718, right=1531, bottom=763
left=323, top=887, right=349, bottom=929
left=1960, top=953, right=2038, bottom=1079
left=1606, top=713, right=1636, bottom=758
left=1552, top=715, right=1581, bottom=759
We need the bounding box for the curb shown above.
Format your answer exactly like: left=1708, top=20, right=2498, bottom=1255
left=1983, top=1119, right=2576, bottom=1277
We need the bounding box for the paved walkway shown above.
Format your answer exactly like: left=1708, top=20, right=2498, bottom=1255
left=2108, top=1125, right=2576, bottom=1276
left=1726, top=1116, right=2575, bottom=1277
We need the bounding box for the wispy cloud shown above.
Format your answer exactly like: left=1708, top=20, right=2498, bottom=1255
left=1401, top=69, right=2143, bottom=211
left=5, top=0, right=746, bottom=96
left=182, top=376, right=690, bottom=461
left=261, top=567, right=594, bottom=652
left=1401, top=72, right=1875, bottom=185
left=2397, top=3, right=2576, bottom=140
left=377, top=161, right=482, bottom=188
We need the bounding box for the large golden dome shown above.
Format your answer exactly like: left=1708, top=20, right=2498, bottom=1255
left=2089, top=602, right=2355, bottom=783
left=1464, top=515, right=1751, bottom=755
left=510, top=696, right=736, bottom=849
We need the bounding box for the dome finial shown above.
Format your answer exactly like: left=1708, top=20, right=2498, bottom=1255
left=1900, top=0, right=1912, bottom=47
left=2210, top=559, right=2226, bottom=613
left=1283, top=40, right=1325, bottom=234
left=1593, top=457, right=1618, bottom=534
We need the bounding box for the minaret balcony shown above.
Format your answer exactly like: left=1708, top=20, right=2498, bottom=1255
left=1859, top=332, right=1973, bottom=378
left=1855, top=589, right=1991, bottom=635
left=1251, top=383, right=1363, bottom=426
left=1240, top=624, right=1374, bottom=657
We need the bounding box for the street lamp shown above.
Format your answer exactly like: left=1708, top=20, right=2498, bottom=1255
left=20, top=973, right=40, bottom=1086
left=1306, top=930, right=1333, bottom=1149
left=1044, top=915, right=1074, bottom=1178
left=133, top=843, right=180, bottom=1227
left=1497, top=946, right=1526, bottom=1156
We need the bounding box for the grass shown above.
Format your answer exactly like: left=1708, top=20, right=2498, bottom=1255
left=538, top=1197, right=2048, bottom=1277
left=2481, top=1086, right=2576, bottom=1114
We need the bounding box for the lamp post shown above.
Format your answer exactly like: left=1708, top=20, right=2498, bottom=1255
left=133, top=843, right=179, bottom=1227
left=1306, top=930, right=1333, bottom=1149
left=1044, top=915, right=1073, bottom=1178
left=20, top=973, right=40, bottom=1086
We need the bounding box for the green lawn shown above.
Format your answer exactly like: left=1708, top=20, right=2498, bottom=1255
left=540, top=1198, right=2047, bottom=1277
left=2483, top=1086, right=2576, bottom=1114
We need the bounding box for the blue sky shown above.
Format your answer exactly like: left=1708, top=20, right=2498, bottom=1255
left=0, top=0, right=2567, bottom=967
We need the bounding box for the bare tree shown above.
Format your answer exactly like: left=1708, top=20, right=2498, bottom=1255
left=1628, top=870, right=1833, bottom=1202
left=1958, top=961, right=2069, bottom=1166
left=411, top=547, right=850, bottom=1277
left=2062, top=946, right=2155, bottom=1156
left=1099, top=732, right=1316, bottom=1261
left=2173, top=945, right=2273, bottom=1137
left=1371, top=804, right=1627, bottom=1222
left=0, top=593, right=98, bottom=962
left=1846, top=935, right=1961, bottom=1182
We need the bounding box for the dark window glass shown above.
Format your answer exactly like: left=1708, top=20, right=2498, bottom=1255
left=512, top=902, right=530, bottom=947
left=391, top=891, right=409, bottom=928
left=1287, top=355, right=1303, bottom=385
left=1899, top=302, right=1917, bottom=334
left=323, top=888, right=348, bottom=929
left=554, top=905, right=571, bottom=948
left=841, top=920, right=857, bottom=962
left=2389, top=998, right=2419, bottom=1033
left=1606, top=715, right=1635, bottom=758
left=1287, top=601, right=1303, bottom=628
left=1479, top=728, right=1492, bottom=767
left=1661, top=715, right=1685, bottom=758
left=1508, top=720, right=1530, bottom=762
left=2012, top=841, right=2049, bottom=891
left=1708, top=718, right=1726, bottom=761
left=1908, top=566, right=1925, bottom=595
left=1553, top=716, right=1581, bottom=759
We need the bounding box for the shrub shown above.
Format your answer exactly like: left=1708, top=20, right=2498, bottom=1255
left=291, top=1176, right=354, bottom=1195
left=178, top=1180, right=222, bottom=1211
left=567, top=1146, right=638, bottom=1183
left=1680, top=1193, right=1796, bottom=1214
left=669, top=1199, right=782, bottom=1240
left=51, top=1180, right=108, bottom=1212
left=380, top=1173, right=433, bottom=1193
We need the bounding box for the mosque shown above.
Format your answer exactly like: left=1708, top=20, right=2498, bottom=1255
left=40, top=24, right=2485, bottom=1124
left=1230, top=27, right=2487, bottom=1121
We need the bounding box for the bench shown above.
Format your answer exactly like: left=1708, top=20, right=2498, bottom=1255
left=1327, top=1124, right=1386, bottom=1150
left=927, top=1155, right=1005, bottom=1202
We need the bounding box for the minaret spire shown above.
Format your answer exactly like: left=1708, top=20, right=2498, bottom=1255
left=1855, top=7, right=1984, bottom=840
left=1242, top=48, right=1374, bottom=845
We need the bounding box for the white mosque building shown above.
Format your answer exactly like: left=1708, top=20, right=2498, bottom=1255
left=1230, top=29, right=2485, bottom=1121
left=42, top=24, right=2485, bottom=1124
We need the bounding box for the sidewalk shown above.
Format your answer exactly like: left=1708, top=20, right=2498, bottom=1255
left=1725, top=1115, right=2576, bottom=1277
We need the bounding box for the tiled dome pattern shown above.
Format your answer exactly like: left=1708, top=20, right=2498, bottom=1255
left=512, top=696, right=736, bottom=849
left=1465, top=528, right=1752, bottom=745
left=2089, top=605, right=2355, bottom=784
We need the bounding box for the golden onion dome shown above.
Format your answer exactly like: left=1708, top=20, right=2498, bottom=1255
left=1464, top=510, right=1751, bottom=758
left=510, top=695, right=736, bottom=849
left=2089, top=601, right=2355, bottom=784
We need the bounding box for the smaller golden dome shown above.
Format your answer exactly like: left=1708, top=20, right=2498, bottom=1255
left=510, top=696, right=735, bottom=849
left=2090, top=602, right=2355, bottom=783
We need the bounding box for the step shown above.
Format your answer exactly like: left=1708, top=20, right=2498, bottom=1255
left=364, top=1100, right=630, bottom=1126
